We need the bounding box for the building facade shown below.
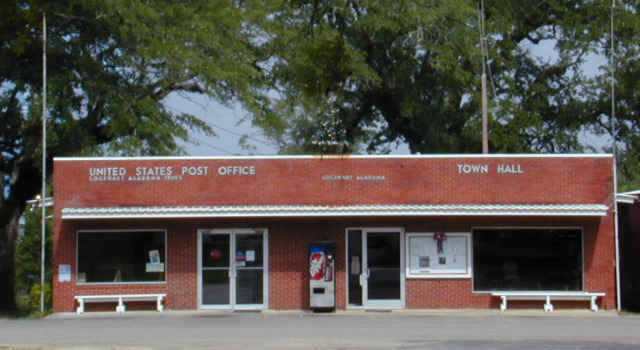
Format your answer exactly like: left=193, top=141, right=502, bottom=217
left=52, top=155, right=616, bottom=312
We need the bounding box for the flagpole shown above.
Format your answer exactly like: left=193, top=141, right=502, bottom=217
left=480, top=0, right=489, bottom=154
left=609, top=0, right=621, bottom=313
left=40, top=11, right=47, bottom=314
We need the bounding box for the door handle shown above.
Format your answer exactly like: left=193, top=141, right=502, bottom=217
left=359, top=269, right=370, bottom=286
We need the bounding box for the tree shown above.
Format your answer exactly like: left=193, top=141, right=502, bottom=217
left=15, top=204, right=53, bottom=312
left=0, top=0, right=261, bottom=311
left=577, top=1, right=640, bottom=190
left=249, top=0, right=640, bottom=188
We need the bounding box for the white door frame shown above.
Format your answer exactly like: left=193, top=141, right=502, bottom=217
left=347, top=228, right=405, bottom=309
left=197, top=228, right=269, bottom=310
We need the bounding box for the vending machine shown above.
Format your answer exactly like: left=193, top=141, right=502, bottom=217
left=309, top=241, right=336, bottom=311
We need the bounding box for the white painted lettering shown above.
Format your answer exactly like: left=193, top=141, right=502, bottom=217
left=181, top=166, right=209, bottom=176
left=497, top=164, right=524, bottom=174
left=135, top=166, right=172, bottom=177
left=457, top=164, right=488, bottom=173
left=89, top=167, right=126, bottom=177
left=218, top=165, right=256, bottom=176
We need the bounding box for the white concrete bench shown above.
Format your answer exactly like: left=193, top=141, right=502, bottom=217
left=491, top=292, right=605, bottom=312
left=75, top=294, right=166, bottom=314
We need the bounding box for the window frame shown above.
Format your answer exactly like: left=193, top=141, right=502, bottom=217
left=405, top=232, right=472, bottom=279
left=76, top=229, right=168, bottom=285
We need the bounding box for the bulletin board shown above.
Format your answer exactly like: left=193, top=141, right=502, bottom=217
left=406, top=232, right=471, bottom=278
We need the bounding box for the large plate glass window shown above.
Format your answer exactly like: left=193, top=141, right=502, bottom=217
left=406, top=232, right=471, bottom=278
left=473, top=228, right=583, bottom=291
left=77, top=230, right=166, bottom=283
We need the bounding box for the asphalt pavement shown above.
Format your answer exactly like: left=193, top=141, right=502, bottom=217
left=1, top=309, right=639, bottom=350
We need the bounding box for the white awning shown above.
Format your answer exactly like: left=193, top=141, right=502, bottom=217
left=617, top=190, right=640, bottom=204
left=61, top=203, right=609, bottom=219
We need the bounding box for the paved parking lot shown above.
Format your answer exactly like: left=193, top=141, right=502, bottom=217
left=1, top=309, right=639, bottom=350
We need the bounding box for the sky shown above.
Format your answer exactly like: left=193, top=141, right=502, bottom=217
left=165, top=93, right=280, bottom=157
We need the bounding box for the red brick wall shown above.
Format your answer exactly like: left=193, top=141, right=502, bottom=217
left=53, top=155, right=612, bottom=208
left=52, top=156, right=616, bottom=312
left=53, top=215, right=615, bottom=312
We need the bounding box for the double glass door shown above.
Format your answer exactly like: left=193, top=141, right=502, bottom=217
left=348, top=228, right=404, bottom=308
left=199, top=229, right=267, bottom=310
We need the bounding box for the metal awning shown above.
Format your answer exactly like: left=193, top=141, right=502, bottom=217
left=616, top=190, right=640, bottom=204
left=61, top=203, right=609, bottom=219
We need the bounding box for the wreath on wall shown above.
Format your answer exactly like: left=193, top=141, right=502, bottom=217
left=433, top=232, right=447, bottom=254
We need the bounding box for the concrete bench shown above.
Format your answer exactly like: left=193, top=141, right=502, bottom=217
left=75, top=294, right=166, bottom=314
left=491, top=292, right=605, bottom=312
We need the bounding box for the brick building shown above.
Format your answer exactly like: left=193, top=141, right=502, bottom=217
left=52, top=155, right=616, bottom=312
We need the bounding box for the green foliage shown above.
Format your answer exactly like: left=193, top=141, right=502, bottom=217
left=247, top=0, right=640, bottom=191
left=28, top=283, right=52, bottom=315
left=0, top=0, right=263, bottom=311
left=15, top=208, right=52, bottom=296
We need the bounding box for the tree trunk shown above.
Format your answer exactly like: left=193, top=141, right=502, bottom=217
left=0, top=205, right=23, bottom=312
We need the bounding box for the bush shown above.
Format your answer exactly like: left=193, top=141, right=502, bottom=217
left=28, top=283, right=52, bottom=316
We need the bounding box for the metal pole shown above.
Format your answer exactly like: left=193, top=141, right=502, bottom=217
left=610, top=0, right=621, bottom=313
left=40, top=12, right=47, bottom=314
left=481, top=74, right=488, bottom=154
left=480, top=0, right=489, bottom=154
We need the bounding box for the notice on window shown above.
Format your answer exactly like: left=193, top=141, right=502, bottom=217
left=146, top=263, right=165, bottom=272
left=246, top=250, right=256, bottom=262
left=58, top=264, right=71, bottom=282
left=149, top=250, right=161, bottom=264
left=146, top=250, right=164, bottom=272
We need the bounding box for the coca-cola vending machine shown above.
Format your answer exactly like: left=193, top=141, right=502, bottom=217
left=309, top=241, right=335, bottom=311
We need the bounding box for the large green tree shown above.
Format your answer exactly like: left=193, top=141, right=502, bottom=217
left=0, top=0, right=261, bottom=311
left=250, top=0, right=640, bottom=187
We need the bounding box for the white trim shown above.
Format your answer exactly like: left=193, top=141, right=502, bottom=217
left=346, top=227, right=405, bottom=309
left=54, top=154, right=612, bottom=162
left=62, top=203, right=609, bottom=219
left=616, top=192, right=638, bottom=204
left=405, top=232, right=472, bottom=279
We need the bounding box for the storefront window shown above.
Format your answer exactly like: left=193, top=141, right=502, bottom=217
left=473, top=228, right=583, bottom=291
left=77, top=230, right=166, bottom=283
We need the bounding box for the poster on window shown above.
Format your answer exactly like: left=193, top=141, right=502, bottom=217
left=407, top=233, right=469, bottom=277
left=146, top=249, right=164, bottom=272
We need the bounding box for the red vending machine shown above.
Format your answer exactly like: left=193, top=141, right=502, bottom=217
left=309, top=241, right=336, bottom=311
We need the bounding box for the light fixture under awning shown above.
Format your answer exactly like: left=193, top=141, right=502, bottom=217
left=61, top=203, right=609, bottom=219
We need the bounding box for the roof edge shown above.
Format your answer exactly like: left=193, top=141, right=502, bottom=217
left=53, top=154, right=613, bottom=162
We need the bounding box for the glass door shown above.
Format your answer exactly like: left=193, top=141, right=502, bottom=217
left=347, top=228, right=404, bottom=308
left=199, top=229, right=267, bottom=310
